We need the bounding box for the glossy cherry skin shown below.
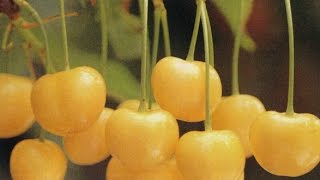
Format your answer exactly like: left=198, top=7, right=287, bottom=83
left=237, top=171, right=244, bottom=180
left=117, top=99, right=160, bottom=111
left=106, top=157, right=183, bottom=180
left=212, top=94, right=266, bottom=157
left=0, top=74, right=34, bottom=138
left=250, top=111, right=320, bottom=177
left=105, top=108, right=179, bottom=171
left=175, top=130, right=245, bottom=180
left=31, top=66, right=106, bottom=136
left=10, top=139, right=67, bottom=180
left=63, top=108, right=113, bottom=165
left=151, top=56, right=222, bottom=122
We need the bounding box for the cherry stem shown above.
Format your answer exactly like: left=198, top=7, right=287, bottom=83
left=160, top=7, right=171, bottom=56
left=60, top=0, right=70, bottom=70
left=199, top=0, right=212, bottom=131
left=231, top=0, right=244, bottom=95
left=99, top=0, right=108, bottom=77
left=11, top=18, right=45, bottom=67
left=22, top=44, right=36, bottom=80
left=284, top=0, right=295, bottom=115
left=21, top=12, right=79, bottom=29
left=13, top=0, right=55, bottom=73
left=204, top=5, right=214, bottom=66
left=14, top=18, right=43, bottom=50
left=138, top=0, right=148, bottom=112
left=38, top=128, right=45, bottom=142
left=149, top=7, right=161, bottom=109
left=1, top=23, right=13, bottom=51
left=186, top=2, right=201, bottom=62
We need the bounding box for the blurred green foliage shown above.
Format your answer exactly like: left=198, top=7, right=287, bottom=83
left=210, top=0, right=256, bottom=51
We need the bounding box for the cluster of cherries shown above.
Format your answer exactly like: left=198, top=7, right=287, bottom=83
left=0, top=0, right=320, bottom=179
left=1, top=54, right=319, bottom=180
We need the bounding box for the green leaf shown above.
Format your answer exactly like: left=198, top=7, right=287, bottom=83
left=107, top=0, right=143, bottom=60
left=210, top=0, right=256, bottom=51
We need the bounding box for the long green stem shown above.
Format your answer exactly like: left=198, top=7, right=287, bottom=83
left=186, top=3, right=201, bottom=61
left=2, top=23, right=13, bottom=51
left=231, top=34, right=241, bottom=95
left=99, top=0, right=108, bottom=76
left=204, top=5, right=214, bottom=66
left=13, top=0, right=55, bottom=73
left=151, top=10, right=161, bottom=78
left=231, top=0, right=243, bottom=95
left=60, top=0, right=70, bottom=70
left=199, top=1, right=212, bottom=131
left=284, top=0, right=295, bottom=115
left=148, top=9, right=161, bottom=109
left=138, top=0, right=148, bottom=112
left=160, top=8, right=171, bottom=56
left=146, top=39, right=151, bottom=110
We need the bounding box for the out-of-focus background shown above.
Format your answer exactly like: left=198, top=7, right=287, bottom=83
left=0, top=0, right=319, bottom=179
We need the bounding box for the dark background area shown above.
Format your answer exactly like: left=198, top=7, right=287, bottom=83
left=1, top=0, right=319, bottom=179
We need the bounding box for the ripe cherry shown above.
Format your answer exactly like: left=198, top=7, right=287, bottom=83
left=63, top=108, right=113, bottom=165
left=237, top=171, right=244, bottom=180
left=31, top=66, right=106, bottom=136
left=106, top=157, right=182, bottom=180
left=248, top=0, right=320, bottom=177
left=151, top=56, right=222, bottom=122
left=175, top=130, right=245, bottom=180
left=0, top=73, right=34, bottom=138
left=105, top=108, right=179, bottom=171
left=249, top=111, right=320, bottom=177
left=10, top=138, right=67, bottom=180
left=212, top=94, right=266, bottom=157
left=117, top=99, right=160, bottom=111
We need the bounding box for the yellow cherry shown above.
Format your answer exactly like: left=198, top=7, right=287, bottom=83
left=63, top=108, right=113, bottom=165
left=105, top=108, right=179, bottom=171
left=151, top=56, right=222, bottom=122
left=175, top=130, right=245, bottom=180
left=237, top=171, right=244, bottom=180
left=0, top=73, right=34, bottom=138
left=31, top=66, right=106, bottom=136
left=117, top=99, right=160, bottom=111
left=250, top=111, right=320, bottom=177
left=212, top=94, right=266, bottom=157
left=10, top=139, right=67, bottom=180
left=106, top=157, right=182, bottom=180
